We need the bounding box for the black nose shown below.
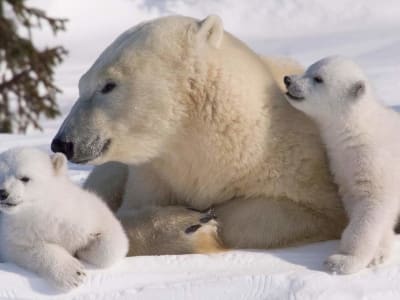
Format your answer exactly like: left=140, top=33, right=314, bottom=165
left=51, top=138, right=74, bottom=160
left=284, top=76, right=292, bottom=87
left=0, top=189, right=9, bottom=201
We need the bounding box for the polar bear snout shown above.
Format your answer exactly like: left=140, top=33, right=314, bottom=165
left=52, top=96, right=114, bottom=164
left=51, top=133, right=111, bottom=164
left=51, top=137, right=75, bottom=161
left=283, top=75, right=305, bottom=102
left=284, top=76, right=292, bottom=87
left=0, top=186, right=22, bottom=212
left=0, top=189, right=9, bottom=201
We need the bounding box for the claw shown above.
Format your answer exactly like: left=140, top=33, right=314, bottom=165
left=200, top=215, right=213, bottom=223
left=201, top=208, right=217, bottom=223
left=185, top=224, right=202, bottom=234
left=186, top=206, right=216, bottom=215
left=186, top=207, right=208, bottom=213
left=200, top=212, right=216, bottom=223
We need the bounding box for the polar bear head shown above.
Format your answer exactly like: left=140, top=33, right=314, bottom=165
left=0, top=148, right=67, bottom=214
left=283, top=56, right=369, bottom=121
left=51, top=15, right=225, bottom=165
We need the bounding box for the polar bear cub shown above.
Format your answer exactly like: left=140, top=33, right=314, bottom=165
left=0, top=147, right=128, bottom=290
left=283, top=56, right=400, bottom=274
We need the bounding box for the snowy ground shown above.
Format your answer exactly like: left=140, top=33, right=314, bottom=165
left=1, top=0, right=400, bottom=298
left=3, top=239, right=400, bottom=300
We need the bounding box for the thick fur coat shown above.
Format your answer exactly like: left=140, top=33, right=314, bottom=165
left=52, top=15, right=347, bottom=254
left=285, top=56, right=399, bottom=274
left=0, top=148, right=128, bottom=290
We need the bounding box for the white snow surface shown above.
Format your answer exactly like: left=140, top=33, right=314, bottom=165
left=1, top=0, right=400, bottom=298
left=2, top=240, right=400, bottom=300
left=2, top=239, right=400, bottom=300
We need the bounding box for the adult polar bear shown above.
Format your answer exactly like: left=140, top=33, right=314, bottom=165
left=52, top=15, right=346, bottom=255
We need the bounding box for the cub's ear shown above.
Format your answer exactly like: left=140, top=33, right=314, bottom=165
left=51, top=153, right=67, bottom=176
left=350, top=80, right=366, bottom=99
left=191, top=15, right=224, bottom=49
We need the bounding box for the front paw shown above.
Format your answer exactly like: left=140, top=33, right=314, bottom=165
left=368, top=243, right=393, bottom=267
left=89, top=232, right=102, bottom=241
left=324, top=254, right=367, bottom=274
left=183, top=209, right=224, bottom=253
left=122, top=206, right=225, bottom=256
left=51, top=258, right=86, bottom=290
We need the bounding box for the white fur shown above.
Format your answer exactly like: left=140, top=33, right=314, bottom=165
left=285, top=56, right=400, bottom=274
left=0, top=147, right=128, bottom=290
left=59, top=15, right=347, bottom=253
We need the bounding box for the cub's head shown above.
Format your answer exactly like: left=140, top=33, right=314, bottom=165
left=51, top=15, right=225, bottom=165
left=283, top=56, right=368, bottom=120
left=0, top=148, right=67, bottom=214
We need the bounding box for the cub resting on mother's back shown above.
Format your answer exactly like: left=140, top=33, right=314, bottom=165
left=285, top=56, right=400, bottom=274
left=52, top=15, right=347, bottom=255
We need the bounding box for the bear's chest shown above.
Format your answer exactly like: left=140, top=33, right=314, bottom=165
left=0, top=209, right=88, bottom=253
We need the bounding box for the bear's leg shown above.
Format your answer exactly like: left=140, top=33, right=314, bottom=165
left=118, top=206, right=225, bottom=256
left=76, top=220, right=129, bottom=268
left=325, top=200, right=396, bottom=274
left=214, top=196, right=343, bottom=249
left=84, top=162, right=173, bottom=213
left=84, top=162, right=128, bottom=212
left=9, top=243, right=86, bottom=290
left=83, top=164, right=224, bottom=256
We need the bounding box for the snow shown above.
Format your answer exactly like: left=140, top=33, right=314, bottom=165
left=2, top=240, right=400, bottom=299
left=1, top=0, right=400, bottom=298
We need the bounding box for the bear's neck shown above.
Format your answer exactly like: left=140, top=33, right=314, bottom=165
left=152, top=41, right=318, bottom=209
left=316, top=95, right=382, bottom=145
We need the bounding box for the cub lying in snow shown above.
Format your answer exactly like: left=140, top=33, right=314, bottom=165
left=0, top=147, right=128, bottom=290
left=283, top=56, right=399, bottom=274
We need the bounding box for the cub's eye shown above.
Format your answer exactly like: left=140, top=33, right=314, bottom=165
left=314, top=76, right=324, bottom=84
left=101, top=82, right=116, bottom=94
left=20, top=176, right=30, bottom=183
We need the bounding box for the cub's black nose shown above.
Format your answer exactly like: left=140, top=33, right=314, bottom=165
left=51, top=138, right=74, bottom=160
left=284, top=76, right=292, bottom=87
left=0, top=189, right=9, bottom=201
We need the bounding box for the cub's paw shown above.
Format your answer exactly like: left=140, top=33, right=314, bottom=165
left=51, top=258, right=86, bottom=290
left=324, top=254, right=367, bottom=275
left=368, top=238, right=394, bottom=267
left=369, top=251, right=389, bottom=267
left=89, top=232, right=102, bottom=241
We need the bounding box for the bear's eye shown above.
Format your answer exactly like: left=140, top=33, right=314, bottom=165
left=19, top=176, right=30, bottom=183
left=101, top=82, right=116, bottom=94
left=314, top=76, right=324, bottom=84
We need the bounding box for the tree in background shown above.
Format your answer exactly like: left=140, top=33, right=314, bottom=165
left=0, top=0, right=67, bottom=133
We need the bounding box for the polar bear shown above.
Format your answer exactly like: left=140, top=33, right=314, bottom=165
left=283, top=56, right=399, bottom=274
left=51, top=15, right=347, bottom=255
left=0, top=147, right=128, bottom=290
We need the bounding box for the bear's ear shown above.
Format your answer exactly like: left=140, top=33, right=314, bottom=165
left=349, top=80, right=366, bottom=99
left=194, top=15, right=224, bottom=49
left=51, top=153, right=67, bottom=176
